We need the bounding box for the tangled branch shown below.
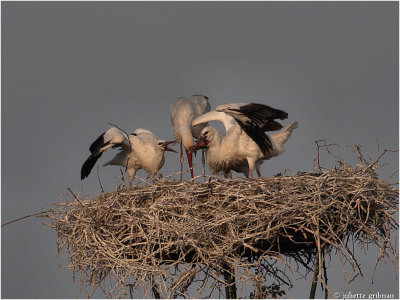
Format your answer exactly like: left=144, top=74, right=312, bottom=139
left=46, top=145, right=398, bottom=298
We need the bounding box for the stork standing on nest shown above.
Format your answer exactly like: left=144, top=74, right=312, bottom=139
left=191, top=103, right=298, bottom=179
left=81, top=127, right=176, bottom=187
left=170, top=95, right=211, bottom=179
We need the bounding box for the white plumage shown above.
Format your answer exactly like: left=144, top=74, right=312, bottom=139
left=81, top=127, right=176, bottom=186
left=191, top=103, right=297, bottom=179
left=170, top=95, right=211, bottom=178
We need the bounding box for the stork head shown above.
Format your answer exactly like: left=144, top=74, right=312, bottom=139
left=189, top=126, right=215, bottom=154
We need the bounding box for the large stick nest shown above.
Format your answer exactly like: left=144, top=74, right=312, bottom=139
left=47, top=146, right=398, bottom=298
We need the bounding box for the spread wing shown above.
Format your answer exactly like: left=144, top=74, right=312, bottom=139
left=216, top=103, right=288, bottom=156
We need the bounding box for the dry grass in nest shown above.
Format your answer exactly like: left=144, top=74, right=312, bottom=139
left=46, top=145, right=398, bottom=298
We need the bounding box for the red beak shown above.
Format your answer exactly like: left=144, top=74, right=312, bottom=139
left=189, top=139, right=209, bottom=154
left=164, top=145, right=177, bottom=152
left=163, top=141, right=177, bottom=153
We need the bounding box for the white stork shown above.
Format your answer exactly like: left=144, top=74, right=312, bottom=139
left=170, top=95, right=211, bottom=179
left=81, top=127, right=176, bottom=186
left=190, top=103, right=297, bottom=179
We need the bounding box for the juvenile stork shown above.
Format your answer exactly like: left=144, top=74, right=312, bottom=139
left=81, top=127, right=176, bottom=186
left=191, top=103, right=297, bottom=178
left=170, top=95, right=211, bottom=179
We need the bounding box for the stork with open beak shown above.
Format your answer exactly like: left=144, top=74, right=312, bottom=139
left=81, top=127, right=177, bottom=186
left=190, top=103, right=297, bottom=179
left=170, top=95, right=211, bottom=179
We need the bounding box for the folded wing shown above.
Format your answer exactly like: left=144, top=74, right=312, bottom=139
left=81, top=127, right=130, bottom=180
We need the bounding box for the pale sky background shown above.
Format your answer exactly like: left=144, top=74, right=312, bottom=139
left=1, top=2, right=399, bottom=299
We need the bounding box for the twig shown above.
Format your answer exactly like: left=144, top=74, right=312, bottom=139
left=67, top=187, right=82, bottom=203
left=1, top=210, right=50, bottom=227
left=368, top=149, right=399, bottom=170
left=119, top=169, right=127, bottom=188
left=222, top=261, right=237, bottom=299
left=97, top=165, right=104, bottom=193
left=309, top=244, right=320, bottom=298
left=148, top=275, right=162, bottom=299
left=315, top=140, right=339, bottom=172
left=323, top=251, right=328, bottom=299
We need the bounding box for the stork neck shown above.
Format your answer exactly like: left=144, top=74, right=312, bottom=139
left=209, top=131, right=222, bottom=149
left=181, top=129, right=194, bottom=151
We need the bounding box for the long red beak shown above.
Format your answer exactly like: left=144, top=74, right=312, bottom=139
left=189, top=139, right=208, bottom=154
left=163, top=140, right=177, bottom=152
left=186, top=151, right=194, bottom=178
left=164, top=145, right=177, bottom=152
left=163, top=141, right=178, bottom=153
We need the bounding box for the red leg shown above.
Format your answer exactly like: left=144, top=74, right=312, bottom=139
left=180, top=141, right=183, bottom=181
left=186, top=151, right=194, bottom=179
left=180, top=141, right=184, bottom=163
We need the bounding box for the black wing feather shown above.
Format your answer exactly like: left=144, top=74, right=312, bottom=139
left=261, top=120, right=283, bottom=132
left=83, top=129, right=125, bottom=180
left=89, top=132, right=106, bottom=154
left=81, top=153, right=103, bottom=180
left=234, top=103, right=288, bottom=130
left=222, top=103, right=289, bottom=156
left=241, top=103, right=288, bottom=120
left=235, top=119, right=273, bottom=156
left=112, top=143, right=123, bottom=149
